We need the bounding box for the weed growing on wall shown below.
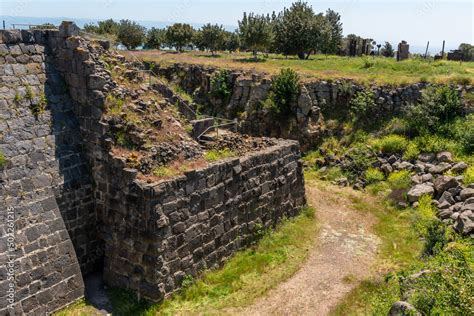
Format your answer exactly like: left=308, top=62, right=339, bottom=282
left=0, top=151, right=6, bottom=167
left=265, top=68, right=300, bottom=118
left=210, top=69, right=232, bottom=102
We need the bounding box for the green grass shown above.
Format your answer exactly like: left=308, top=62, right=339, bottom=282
left=100, top=205, right=317, bottom=315
left=204, top=148, right=236, bottom=162
left=54, top=299, right=103, bottom=316
left=371, top=134, right=409, bottom=154
left=152, top=165, right=180, bottom=178
left=131, top=50, right=474, bottom=85
left=330, top=194, right=423, bottom=315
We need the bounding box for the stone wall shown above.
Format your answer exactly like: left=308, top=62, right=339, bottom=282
left=149, top=63, right=473, bottom=149
left=101, top=140, right=306, bottom=301
left=0, top=29, right=89, bottom=314
left=0, top=23, right=307, bottom=313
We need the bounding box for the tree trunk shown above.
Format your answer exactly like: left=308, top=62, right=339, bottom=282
left=253, top=50, right=258, bottom=61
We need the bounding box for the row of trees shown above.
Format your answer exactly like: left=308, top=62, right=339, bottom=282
left=83, top=1, right=344, bottom=59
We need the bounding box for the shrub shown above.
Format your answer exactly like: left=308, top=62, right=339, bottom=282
left=403, top=142, right=421, bottom=161
left=450, top=114, right=474, bottom=154
left=382, top=117, right=410, bottom=136
left=387, top=170, right=412, bottom=190
left=268, top=68, right=300, bottom=117
left=210, top=70, right=231, bottom=102
left=405, top=86, right=462, bottom=134
left=412, top=135, right=460, bottom=155
left=422, top=219, right=453, bottom=256
left=372, top=135, right=408, bottom=154
left=349, top=90, right=377, bottom=125
left=403, top=241, right=473, bottom=315
left=117, top=19, right=146, bottom=50
left=414, top=195, right=436, bottom=236
left=463, top=166, right=474, bottom=185
left=365, top=168, right=385, bottom=184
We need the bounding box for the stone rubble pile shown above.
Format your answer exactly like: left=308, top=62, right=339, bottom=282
left=314, top=150, right=473, bottom=236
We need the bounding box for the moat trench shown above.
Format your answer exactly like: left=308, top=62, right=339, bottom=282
left=82, top=181, right=380, bottom=315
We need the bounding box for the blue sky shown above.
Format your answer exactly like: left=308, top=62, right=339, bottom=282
left=1, top=0, right=472, bottom=52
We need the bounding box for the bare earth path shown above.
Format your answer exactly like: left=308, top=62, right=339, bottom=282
left=237, top=182, right=380, bottom=316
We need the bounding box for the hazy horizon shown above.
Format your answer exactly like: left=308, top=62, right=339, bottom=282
left=1, top=0, right=472, bottom=54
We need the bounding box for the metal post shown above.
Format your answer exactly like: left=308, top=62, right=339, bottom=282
left=441, top=40, right=445, bottom=59
left=424, top=41, right=430, bottom=59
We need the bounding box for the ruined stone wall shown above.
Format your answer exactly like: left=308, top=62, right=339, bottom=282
left=150, top=63, right=473, bottom=149
left=101, top=140, right=306, bottom=301
left=0, top=23, right=308, bottom=313
left=0, top=29, right=89, bottom=314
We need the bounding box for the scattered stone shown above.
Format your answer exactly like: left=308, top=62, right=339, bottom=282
left=454, top=211, right=474, bottom=234
left=460, top=188, right=474, bottom=201
left=418, top=153, right=435, bottom=163
left=436, top=151, right=453, bottom=163
left=407, top=184, right=435, bottom=202
left=428, top=162, right=451, bottom=174
left=388, top=301, right=420, bottom=316
left=451, top=162, right=468, bottom=173
left=433, top=176, right=458, bottom=194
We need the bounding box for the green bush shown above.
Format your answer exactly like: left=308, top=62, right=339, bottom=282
left=268, top=68, right=300, bottom=117
left=387, top=170, right=412, bottom=190
left=403, top=142, right=421, bottom=160
left=402, top=241, right=473, bottom=315
left=210, top=70, right=232, bottom=102
left=405, top=86, right=462, bottom=135
left=365, top=168, right=385, bottom=184
left=422, top=219, right=453, bottom=256
left=382, top=117, right=410, bottom=136
left=349, top=90, right=378, bottom=125
left=449, top=114, right=474, bottom=154
left=372, top=135, right=409, bottom=154
left=463, top=166, right=474, bottom=185
left=412, top=134, right=460, bottom=155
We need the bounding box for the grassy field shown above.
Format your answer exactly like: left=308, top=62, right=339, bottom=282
left=126, top=50, right=474, bottom=85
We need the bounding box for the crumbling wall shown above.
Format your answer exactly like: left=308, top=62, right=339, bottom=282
left=0, top=29, right=89, bottom=314
left=101, top=139, right=306, bottom=301
left=0, top=22, right=308, bottom=314
left=150, top=63, right=473, bottom=149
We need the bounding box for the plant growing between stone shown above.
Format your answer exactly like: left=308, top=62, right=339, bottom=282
left=210, top=69, right=232, bottom=102
left=0, top=151, right=6, bottom=167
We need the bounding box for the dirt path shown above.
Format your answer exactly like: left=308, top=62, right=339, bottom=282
left=238, top=182, right=380, bottom=316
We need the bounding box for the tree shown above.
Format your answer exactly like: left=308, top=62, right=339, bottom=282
left=199, top=23, right=226, bottom=55
left=273, top=1, right=328, bottom=59
left=458, top=43, right=474, bottom=61
left=117, top=20, right=146, bottom=50
left=238, top=12, right=274, bottom=60
left=84, top=19, right=119, bottom=35
left=165, top=23, right=195, bottom=52
left=144, top=27, right=166, bottom=49
left=381, top=41, right=395, bottom=57
left=223, top=32, right=241, bottom=53
left=323, top=9, right=343, bottom=55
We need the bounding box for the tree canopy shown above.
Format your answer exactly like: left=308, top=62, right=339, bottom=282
left=165, top=23, right=195, bottom=52
left=238, top=12, right=274, bottom=59
left=199, top=24, right=226, bottom=55
left=117, top=19, right=146, bottom=50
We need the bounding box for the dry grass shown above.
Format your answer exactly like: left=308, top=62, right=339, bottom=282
left=124, top=50, right=474, bottom=85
